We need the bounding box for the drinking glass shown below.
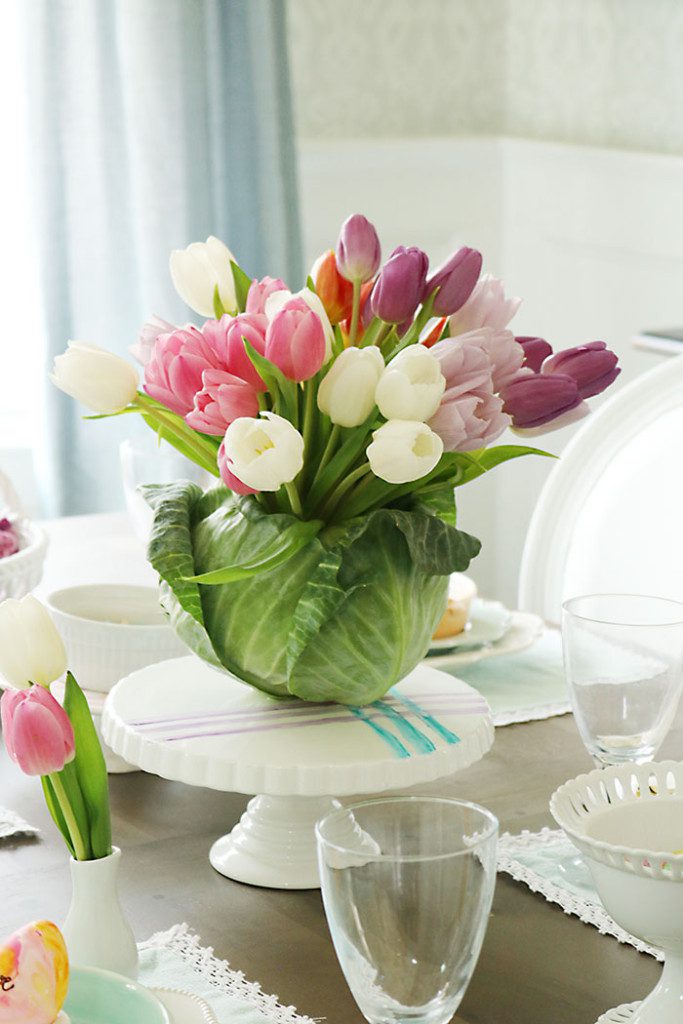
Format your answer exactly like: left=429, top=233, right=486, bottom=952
left=562, top=594, right=683, bottom=766
left=316, top=796, right=498, bottom=1024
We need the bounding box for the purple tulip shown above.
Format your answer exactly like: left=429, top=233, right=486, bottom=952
left=425, top=247, right=482, bottom=317
left=371, top=246, right=429, bottom=324
left=517, top=336, right=553, bottom=373
left=501, top=372, right=583, bottom=428
left=541, top=341, right=620, bottom=399
left=336, top=214, right=381, bottom=283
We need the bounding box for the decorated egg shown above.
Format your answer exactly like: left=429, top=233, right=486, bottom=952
left=0, top=921, right=69, bottom=1024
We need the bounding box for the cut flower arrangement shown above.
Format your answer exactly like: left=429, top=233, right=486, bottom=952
left=53, top=214, right=620, bottom=704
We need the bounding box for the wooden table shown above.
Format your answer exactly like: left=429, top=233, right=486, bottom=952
left=0, top=514, right=674, bottom=1023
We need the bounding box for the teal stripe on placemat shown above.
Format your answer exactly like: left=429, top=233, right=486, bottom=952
left=441, top=629, right=569, bottom=721
left=347, top=705, right=411, bottom=758
left=389, top=692, right=461, bottom=745
left=373, top=699, right=436, bottom=754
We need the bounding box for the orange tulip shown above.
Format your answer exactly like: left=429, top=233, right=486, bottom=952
left=310, top=250, right=354, bottom=325
left=421, top=317, right=448, bottom=348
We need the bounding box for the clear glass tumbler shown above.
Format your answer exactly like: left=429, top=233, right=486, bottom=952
left=562, top=594, right=683, bottom=766
left=316, top=796, right=498, bottom=1024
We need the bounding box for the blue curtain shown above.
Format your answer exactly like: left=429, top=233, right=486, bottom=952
left=24, top=0, right=303, bottom=515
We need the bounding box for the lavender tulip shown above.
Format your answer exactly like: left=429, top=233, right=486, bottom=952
left=425, top=247, right=482, bottom=317
left=517, top=336, right=553, bottom=373
left=371, top=246, right=428, bottom=324
left=501, top=372, right=583, bottom=429
left=336, top=214, right=381, bottom=283
left=541, top=341, right=620, bottom=398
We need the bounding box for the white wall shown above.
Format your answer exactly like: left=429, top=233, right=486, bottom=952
left=298, top=136, right=680, bottom=605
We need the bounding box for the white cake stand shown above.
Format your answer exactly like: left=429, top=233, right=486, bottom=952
left=102, top=655, right=493, bottom=889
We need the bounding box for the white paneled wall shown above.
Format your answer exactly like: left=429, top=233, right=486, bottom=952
left=299, top=136, right=681, bottom=604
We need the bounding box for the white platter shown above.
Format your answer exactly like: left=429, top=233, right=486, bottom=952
left=154, top=988, right=218, bottom=1024
left=428, top=598, right=512, bottom=651
left=425, top=610, right=544, bottom=669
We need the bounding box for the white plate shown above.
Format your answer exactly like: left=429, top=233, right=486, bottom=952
left=425, top=610, right=544, bottom=668
left=153, top=989, right=218, bottom=1024
left=428, top=598, right=512, bottom=651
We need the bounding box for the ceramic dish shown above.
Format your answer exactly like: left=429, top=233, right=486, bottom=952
left=428, top=598, right=512, bottom=652
left=154, top=988, right=219, bottom=1024
left=63, top=966, right=170, bottom=1024
left=0, top=519, right=48, bottom=601
left=425, top=610, right=544, bottom=668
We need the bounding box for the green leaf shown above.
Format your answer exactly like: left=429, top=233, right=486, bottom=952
left=186, top=518, right=323, bottom=584
left=64, top=672, right=111, bottom=859
left=230, top=260, right=252, bottom=314
left=306, top=275, right=317, bottom=293
left=213, top=284, right=227, bottom=319
left=413, top=482, right=457, bottom=526
left=374, top=508, right=480, bottom=575
left=41, top=775, right=75, bottom=857
left=137, top=394, right=221, bottom=476
left=454, top=444, right=554, bottom=486
left=243, top=340, right=298, bottom=423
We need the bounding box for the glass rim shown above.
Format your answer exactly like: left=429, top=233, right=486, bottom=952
left=315, top=795, right=499, bottom=863
left=562, top=592, right=683, bottom=628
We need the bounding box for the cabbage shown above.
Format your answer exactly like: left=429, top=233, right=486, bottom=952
left=145, top=481, right=480, bottom=705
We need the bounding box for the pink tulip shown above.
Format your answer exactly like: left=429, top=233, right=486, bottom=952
left=202, top=313, right=268, bottom=392
left=265, top=298, right=326, bottom=382
left=143, top=325, right=223, bottom=415
left=517, top=336, right=553, bottom=373
left=217, top=439, right=259, bottom=495
left=428, top=341, right=510, bottom=451
left=0, top=518, right=19, bottom=559
left=449, top=275, right=521, bottom=336
left=185, top=369, right=260, bottom=435
left=336, top=214, right=381, bottom=283
left=245, top=276, right=287, bottom=315
left=455, top=327, right=525, bottom=392
left=501, top=372, right=584, bottom=428
left=541, top=340, right=620, bottom=398
left=1, top=687, right=75, bottom=777
left=425, top=247, right=482, bottom=317
left=371, top=246, right=429, bottom=324
left=129, top=315, right=176, bottom=366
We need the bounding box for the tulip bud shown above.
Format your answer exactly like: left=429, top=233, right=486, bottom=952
left=0, top=596, right=68, bottom=690
left=51, top=342, right=139, bottom=415
left=1, top=686, right=75, bottom=776
left=129, top=315, right=176, bottom=366
left=265, top=288, right=334, bottom=362
left=221, top=412, right=304, bottom=492
left=367, top=420, right=443, bottom=484
left=335, top=214, right=381, bottom=283
left=517, top=336, right=553, bottom=373
left=370, top=246, right=429, bottom=324
left=317, top=347, right=384, bottom=427
left=501, top=372, right=584, bottom=428
left=310, top=250, right=354, bottom=325
left=143, top=326, right=223, bottom=415
left=202, top=313, right=268, bottom=391
left=541, top=341, right=620, bottom=398
left=265, top=298, right=326, bottom=382
left=186, top=369, right=260, bottom=435
left=375, top=346, right=445, bottom=422
left=169, top=235, right=237, bottom=318
left=246, top=276, right=287, bottom=315
left=425, top=247, right=482, bottom=317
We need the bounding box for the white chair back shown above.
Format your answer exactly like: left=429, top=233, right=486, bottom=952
left=518, top=356, right=683, bottom=623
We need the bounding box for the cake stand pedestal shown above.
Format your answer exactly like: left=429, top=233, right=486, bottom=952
left=102, top=655, right=493, bottom=890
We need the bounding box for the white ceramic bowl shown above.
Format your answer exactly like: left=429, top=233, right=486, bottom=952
left=46, top=584, right=188, bottom=693
left=0, top=520, right=48, bottom=601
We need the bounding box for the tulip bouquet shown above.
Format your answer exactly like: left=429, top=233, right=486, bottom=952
left=52, top=214, right=619, bottom=704
left=0, top=596, right=111, bottom=860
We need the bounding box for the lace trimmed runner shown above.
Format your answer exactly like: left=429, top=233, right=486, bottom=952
left=497, top=828, right=661, bottom=960
left=0, top=807, right=39, bottom=840
left=140, top=923, right=320, bottom=1024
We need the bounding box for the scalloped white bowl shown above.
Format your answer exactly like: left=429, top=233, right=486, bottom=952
left=0, top=520, right=48, bottom=601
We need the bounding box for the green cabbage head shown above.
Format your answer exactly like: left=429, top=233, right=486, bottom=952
left=144, top=482, right=481, bottom=705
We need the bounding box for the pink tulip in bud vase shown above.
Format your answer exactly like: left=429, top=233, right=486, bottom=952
left=542, top=340, right=620, bottom=398
left=202, top=313, right=268, bottom=391
left=425, top=247, right=482, bottom=317
left=371, top=246, right=429, bottom=324
left=336, top=214, right=382, bottom=283
left=501, top=372, right=583, bottom=428
left=517, top=336, right=553, bottom=373
left=265, top=298, right=326, bottom=382
left=143, top=326, right=223, bottom=415
left=186, top=369, right=260, bottom=435
left=1, top=687, right=75, bottom=777
left=245, top=276, right=287, bottom=315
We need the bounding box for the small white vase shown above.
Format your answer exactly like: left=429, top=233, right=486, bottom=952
left=62, top=846, right=138, bottom=978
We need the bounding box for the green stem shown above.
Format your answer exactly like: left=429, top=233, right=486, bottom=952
left=49, top=772, right=89, bottom=861
left=284, top=480, right=303, bottom=517
left=302, top=379, right=317, bottom=462
left=319, top=463, right=372, bottom=520
left=330, top=472, right=375, bottom=523
left=136, top=393, right=220, bottom=474
left=311, top=423, right=341, bottom=487
left=388, top=292, right=436, bottom=359
left=349, top=278, right=362, bottom=345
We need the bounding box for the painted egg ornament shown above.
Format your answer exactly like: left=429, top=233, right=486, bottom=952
left=0, top=921, right=69, bottom=1024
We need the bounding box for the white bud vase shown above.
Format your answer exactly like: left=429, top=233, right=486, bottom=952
left=62, top=846, right=138, bottom=978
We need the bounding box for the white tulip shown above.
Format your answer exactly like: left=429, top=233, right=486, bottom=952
left=0, top=596, right=67, bottom=689
left=223, top=412, right=304, bottom=491
left=367, top=420, right=443, bottom=484
left=265, top=287, right=334, bottom=362
left=317, top=347, right=384, bottom=428
left=51, top=342, right=139, bottom=414
left=169, top=235, right=237, bottom=318
left=375, top=346, right=446, bottom=422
